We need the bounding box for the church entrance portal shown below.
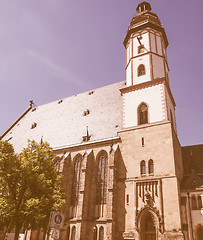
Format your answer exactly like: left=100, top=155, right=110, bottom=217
left=141, top=213, right=156, bottom=240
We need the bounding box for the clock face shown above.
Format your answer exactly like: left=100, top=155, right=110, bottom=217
left=139, top=45, right=145, bottom=53
left=140, top=47, right=145, bottom=53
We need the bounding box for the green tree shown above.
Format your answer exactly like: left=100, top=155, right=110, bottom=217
left=0, top=140, right=65, bottom=240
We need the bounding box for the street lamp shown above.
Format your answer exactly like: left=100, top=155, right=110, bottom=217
left=93, top=226, right=97, bottom=240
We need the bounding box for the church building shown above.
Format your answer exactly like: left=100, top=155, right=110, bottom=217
left=1, top=1, right=203, bottom=240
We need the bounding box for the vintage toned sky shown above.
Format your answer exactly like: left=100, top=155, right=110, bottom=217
left=0, top=0, right=202, bottom=146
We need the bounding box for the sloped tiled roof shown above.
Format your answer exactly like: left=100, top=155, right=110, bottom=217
left=2, top=81, right=124, bottom=152
left=181, top=144, right=203, bottom=190
left=181, top=144, right=203, bottom=174
left=181, top=171, right=203, bottom=190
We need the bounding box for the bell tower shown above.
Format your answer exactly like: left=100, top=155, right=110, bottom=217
left=121, top=1, right=176, bottom=131
left=118, top=2, right=184, bottom=240
left=125, top=1, right=169, bottom=86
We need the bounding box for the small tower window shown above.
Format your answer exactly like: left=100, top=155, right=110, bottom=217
left=126, top=194, right=129, bottom=205
left=198, top=196, right=202, bottom=209
left=138, top=64, right=146, bottom=76
left=192, top=196, right=197, bottom=210
left=140, top=160, right=146, bottom=175
left=148, top=159, right=154, bottom=175
left=142, top=137, right=145, bottom=147
left=138, top=103, right=148, bottom=125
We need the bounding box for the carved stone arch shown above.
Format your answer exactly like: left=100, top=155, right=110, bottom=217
left=135, top=206, right=164, bottom=239
left=136, top=206, right=159, bottom=231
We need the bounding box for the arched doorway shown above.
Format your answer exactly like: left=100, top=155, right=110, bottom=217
left=141, top=213, right=156, bottom=240
left=197, top=226, right=203, bottom=240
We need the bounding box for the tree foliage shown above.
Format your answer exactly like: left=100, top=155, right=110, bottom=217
left=0, top=140, right=65, bottom=240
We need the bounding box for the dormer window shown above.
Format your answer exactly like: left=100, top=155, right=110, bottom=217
left=138, top=64, right=146, bottom=76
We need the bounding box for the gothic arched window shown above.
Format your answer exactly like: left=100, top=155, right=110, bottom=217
left=138, top=64, right=146, bottom=76
left=138, top=103, right=148, bottom=125
left=99, top=226, right=104, bottom=240
left=148, top=159, right=154, bottom=175
left=140, top=160, right=146, bottom=175
left=96, top=151, right=108, bottom=205
left=71, top=226, right=76, bottom=240
left=71, top=155, right=82, bottom=206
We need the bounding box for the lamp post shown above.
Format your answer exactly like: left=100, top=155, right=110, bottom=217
left=93, top=226, right=97, bottom=240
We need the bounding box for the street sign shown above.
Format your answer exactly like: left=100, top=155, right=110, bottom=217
left=51, top=229, right=60, bottom=239
left=49, top=212, right=64, bottom=229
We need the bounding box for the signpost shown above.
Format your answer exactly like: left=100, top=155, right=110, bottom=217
left=49, top=212, right=64, bottom=229
left=48, top=212, right=64, bottom=239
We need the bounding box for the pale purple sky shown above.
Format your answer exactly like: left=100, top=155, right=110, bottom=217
left=0, top=0, right=202, bottom=146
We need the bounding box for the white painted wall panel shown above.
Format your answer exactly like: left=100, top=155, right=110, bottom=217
left=132, top=31, right=149, bottom=56
left=152, top=54, right=165, bottom=79
left=133, top=54, right=151, bottom=84
left=157, top=35, right=163, bottom=56
left=150, top=32, right=156, bottom=53
left=126, top=64, right=131, bottom=86
left=126, top=44, right=130, bottom=64
left=123, top=84, right=164, bottom=128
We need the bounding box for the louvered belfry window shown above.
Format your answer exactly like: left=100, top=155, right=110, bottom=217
left=138, top=64, right=146, bottom=76
left=96, top=151, right=108, bottom=205
left=138, top=103, right=148, bottom=125
left=71, top=155, right=82, bottom=206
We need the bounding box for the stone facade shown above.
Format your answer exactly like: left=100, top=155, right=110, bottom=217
left=1, top=1, right=203, bottom=240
